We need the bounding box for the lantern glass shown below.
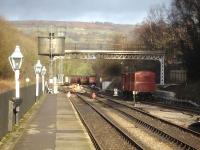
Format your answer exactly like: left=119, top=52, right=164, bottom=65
left=41, top=66, right=46, bottom=76
left=13, top=58, right=22, bottom=70
left=34, top=60, right=42, bottom=74
left=8, top=46, right=23, bottom=71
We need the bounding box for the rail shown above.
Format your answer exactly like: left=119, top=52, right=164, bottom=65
left=75, top=94, right=144, bottom=149
left=70, top=97, right=102, bottom=150
left=96, top=94, right=200, bottom=150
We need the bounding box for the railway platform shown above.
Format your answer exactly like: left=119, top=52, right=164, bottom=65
left=2, top=94, right=94, bottom=150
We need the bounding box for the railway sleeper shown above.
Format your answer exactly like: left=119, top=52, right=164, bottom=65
left=108, top=98, right=199, bottom=149
left=135, top=119, right=194, bottom=149
left=87, top=94, right=199, bottom=149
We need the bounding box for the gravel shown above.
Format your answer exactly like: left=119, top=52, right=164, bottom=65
left=70, top=95, right=136, bottom=150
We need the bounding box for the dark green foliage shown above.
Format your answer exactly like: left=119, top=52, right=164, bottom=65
left=105, top=63, right=122, bottom=76
left=63, top=59, right=94, bottom=76
left=171, top=0, right=200, bottom=80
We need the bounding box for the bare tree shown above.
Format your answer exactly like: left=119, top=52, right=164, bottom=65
left=133, top=5, right=171, bottom=51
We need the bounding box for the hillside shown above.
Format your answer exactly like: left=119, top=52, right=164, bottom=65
left=9, top=20, right=137, bottom=78
left=10, top=20, right=134, bottom=32
left=0, top=18, right=41, bottom=93
left=7, top=20, right=143, bottom=82
left=10, top=20, right=135, bottom=44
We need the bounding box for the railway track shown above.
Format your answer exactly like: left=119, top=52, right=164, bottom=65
left=140, top=100, right=200, bottom=115
left=82, top=86, right=200, bottom=117
left=98, top=91, right=200, bottom=115
left=62, top=85, right=200, bottom=149
left=94, top=94, right=200, bottom=150
left=69, top=94, right=144, bottom=150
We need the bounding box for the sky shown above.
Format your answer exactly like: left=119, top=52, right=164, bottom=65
left=0, top=0, right=172, bottom=24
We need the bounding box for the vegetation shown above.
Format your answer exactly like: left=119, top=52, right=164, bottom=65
left=11, top=20, right=133, bottom=45
left=63, top=59, right=94, bottom=76
left=6, top=1, right=200, bottom=83
left=11, top=20, right=134, bottom=78
left=132, top=0, right=200, bottom=82
left=170, top=0, right=200, bottom=81
left=131, top=0, right=200, bottom=101
left=0, top=18, right=43, bottom=92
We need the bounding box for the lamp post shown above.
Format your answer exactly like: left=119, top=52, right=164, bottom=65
left=41, top=66, right=47, bottom=94
left=25, top=77, right=30, bottom=86
left=34, top=60, right=42, bottom=100
left=8, top=45, right=23, bottom=124
left=133, top=91, right=137, bottom=106
left=99, top=77, right=102, bottom=89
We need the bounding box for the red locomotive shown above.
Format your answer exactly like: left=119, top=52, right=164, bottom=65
left=121, top=71, right=156, bottom=98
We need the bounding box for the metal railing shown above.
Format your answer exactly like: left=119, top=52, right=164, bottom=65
left=65, top=42, right=164, bottom=51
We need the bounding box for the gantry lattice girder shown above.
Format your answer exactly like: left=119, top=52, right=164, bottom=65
left=64, top=49, right=165, bottom=85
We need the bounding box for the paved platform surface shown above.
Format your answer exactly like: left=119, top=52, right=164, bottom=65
left=13, top=94, right=94, bottom=150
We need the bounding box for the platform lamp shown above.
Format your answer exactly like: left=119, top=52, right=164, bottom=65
left=41, top=66, right=47, bottom=94
left=99, top=77, right=102, bottom=89
left=8, top=45, right=23, bottom=125
left=34, top=60, right=42, bottom=101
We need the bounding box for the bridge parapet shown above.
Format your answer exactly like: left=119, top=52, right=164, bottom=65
left=65, top=42, right=164, bottom=51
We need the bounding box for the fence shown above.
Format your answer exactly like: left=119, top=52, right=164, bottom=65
left=170, top=70, right=187, bottom=83
left=0, top=84, right=42, bottom=140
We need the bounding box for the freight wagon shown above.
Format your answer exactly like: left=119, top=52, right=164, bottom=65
left=65, top=76, right=96, bottom=85
left=121, top=71, right=156, bottom=99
